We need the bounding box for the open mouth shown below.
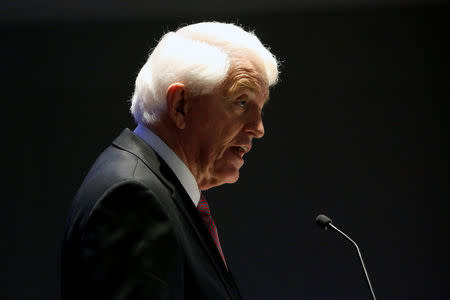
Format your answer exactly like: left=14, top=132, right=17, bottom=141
left=230, top=146, right=248, bottom=158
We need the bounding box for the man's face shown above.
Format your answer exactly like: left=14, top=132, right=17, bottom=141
left=183, top=56, right=269, bottom=190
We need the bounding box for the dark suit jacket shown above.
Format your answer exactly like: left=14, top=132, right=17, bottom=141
left=62, top=128, right=242, bottom=300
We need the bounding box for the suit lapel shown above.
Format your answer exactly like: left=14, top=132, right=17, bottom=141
left=112, top=129, right=238, bottom=298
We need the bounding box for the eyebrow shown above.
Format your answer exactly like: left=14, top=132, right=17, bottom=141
left=228, top=77, right=259, bottom=95
left=227, top=77, right=270, bottom=104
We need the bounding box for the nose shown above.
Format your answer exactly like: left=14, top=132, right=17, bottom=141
left=244, top=110, right=265, bottom=138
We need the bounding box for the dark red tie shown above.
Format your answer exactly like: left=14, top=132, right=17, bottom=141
left=197, top=194, right=227, bottom=268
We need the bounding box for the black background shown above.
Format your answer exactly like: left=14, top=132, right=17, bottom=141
left=1, top=2, right=448, bottom=299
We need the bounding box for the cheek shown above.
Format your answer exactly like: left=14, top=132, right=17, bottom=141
left=197, top=129, right=227, bottom=160
left=205, top=119, right=235, bottom=144
left=200, top=129, right=234, bottom=162
left=193, top=105, right=243, bottom=158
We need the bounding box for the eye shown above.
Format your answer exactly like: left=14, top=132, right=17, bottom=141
left=238, top=100, right=247, bottom=108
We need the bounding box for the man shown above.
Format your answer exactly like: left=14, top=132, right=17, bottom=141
left=62, top=22, right=279, bottom=300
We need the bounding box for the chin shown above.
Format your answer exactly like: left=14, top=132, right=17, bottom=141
left=224, top=174, right=239, bottom=184
left=208, top=159, right=243, bottom=188
left=219, top=169, right=240, bottom=184
left=208, top=170, right=239, bottom=188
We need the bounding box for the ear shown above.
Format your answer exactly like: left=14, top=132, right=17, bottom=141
left=166, top=83, right=188, bottom=129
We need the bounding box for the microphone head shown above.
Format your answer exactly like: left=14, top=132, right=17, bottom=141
left=315, top=214, right=332, bottom=230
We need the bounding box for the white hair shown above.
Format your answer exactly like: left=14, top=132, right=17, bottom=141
left=130, top=22, right=279, bottom=124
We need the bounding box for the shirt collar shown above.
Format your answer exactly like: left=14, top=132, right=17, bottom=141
left=134, top=123, right=201, bottom=206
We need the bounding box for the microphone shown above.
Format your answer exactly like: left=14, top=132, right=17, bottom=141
left=315, top=214, right=377, bottom=300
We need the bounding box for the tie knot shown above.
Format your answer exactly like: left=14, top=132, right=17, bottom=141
left=197, top=194, right=211, bottom=216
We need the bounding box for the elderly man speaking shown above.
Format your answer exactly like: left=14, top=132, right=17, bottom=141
left=62, top=22, right=279, bottom=300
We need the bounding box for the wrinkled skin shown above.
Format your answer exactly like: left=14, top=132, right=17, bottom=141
left=180, top=56, right=270, bottom=190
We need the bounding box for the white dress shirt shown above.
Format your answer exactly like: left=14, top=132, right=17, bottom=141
left=134, top=123, right=201, bottom=206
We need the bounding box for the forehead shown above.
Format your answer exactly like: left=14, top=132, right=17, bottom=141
left=223, top=56, right=270, bottom=101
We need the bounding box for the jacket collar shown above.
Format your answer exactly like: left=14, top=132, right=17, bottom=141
left=112, top=128, right=177, bottom=195
left=133, top=123, right=201, bottom=206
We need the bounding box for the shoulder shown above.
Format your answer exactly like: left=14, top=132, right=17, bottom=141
left=85, top=180, right=171, bottom=234
left=65, top=141, right=171, bottom=238
left=62, top=178, right=182, bottom=299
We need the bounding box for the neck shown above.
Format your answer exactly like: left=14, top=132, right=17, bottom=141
left=147, top=121, right=206, bottom=188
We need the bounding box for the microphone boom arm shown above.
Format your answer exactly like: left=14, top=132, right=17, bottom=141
left=328, top=223, right=377, bottom=300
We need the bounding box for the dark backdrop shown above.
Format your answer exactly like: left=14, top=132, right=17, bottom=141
left=2, top=3, right=448, bottom=300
